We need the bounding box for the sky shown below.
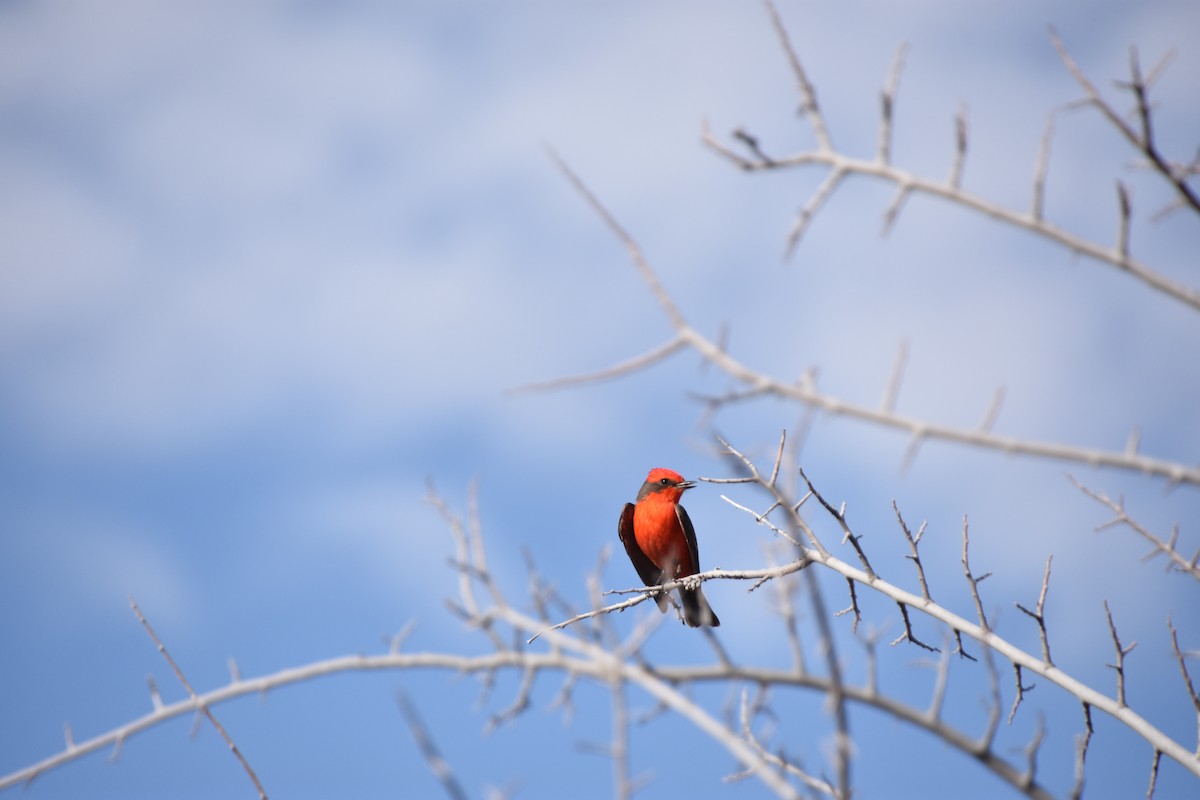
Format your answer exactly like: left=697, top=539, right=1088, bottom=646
left=2, top=1, right=1198, bottom=798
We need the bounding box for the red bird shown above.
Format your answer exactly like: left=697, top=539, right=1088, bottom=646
left=618, top=468, right=720, bottom=627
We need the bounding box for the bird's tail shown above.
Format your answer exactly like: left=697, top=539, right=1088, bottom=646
left=681, top=587, right=720, bottom=627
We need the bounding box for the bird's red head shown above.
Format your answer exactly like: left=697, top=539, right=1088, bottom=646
left=637, top=468, right=695, bottom=503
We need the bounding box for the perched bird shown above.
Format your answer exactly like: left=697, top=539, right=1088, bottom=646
left=618, top=467, right=719, bottom=627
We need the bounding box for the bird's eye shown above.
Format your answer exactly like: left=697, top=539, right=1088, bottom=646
left=660, top=478, right=672, bottom=486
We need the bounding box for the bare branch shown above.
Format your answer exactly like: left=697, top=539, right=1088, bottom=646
left=1008, top=664, right=1036, bottom=726
left=1051, top=28, right=1200, bottom=214
left=893, top=501, right=932, bottom=603
left=736, top=688, right=838, bottom=798
left=949, top=103, right=969, bottom=189
left=892, top=602, right=939, bottom=653
left=398, top=692, right=469, bottom=800
left=709, top=25, right=1200, bottom=312
left=835, top=576, right=863, bottom=634
left=979, top=388, right=1006, bottom=433
left=508, top=336, right=688, bottom=395
left=764, top=0, right=832, bottom=151
left=1071, top=477, right=1200, bottom=581
left=1104, top=601, right=1137, bottom=707
left=534, top=154, right=1200, bottom=488
left=1031, top=112, right=1056, bottom=220
left=785, top=167, right=847, bottom=257
left=711, top=444, right=1198, bottom=779
left=1015, top=555, right=1055, bottom=666
left=1070, top=703, right=1094, bottom=800
left=1167, top=617, right=1200, bottom=757
left=960, top=517, right=992, bottom=632
left=877, top=43, right=909, bottom=165
left=544, top=146, right=688, bottom=330
left=800, top=468, right=875, bottom=578
left=880, top=340, right=908, bottom=415
left=530, top=561, right=810, bottom=644
left=129, top=598, right=267, bottom=800
left=1116, top=180, right=1132, bottom=260
left=1021, top=714, right=1046, bottom=792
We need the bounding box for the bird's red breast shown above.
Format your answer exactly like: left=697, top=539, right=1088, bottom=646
left=633, top=476, right=696, bottom=577
left=618, top=467, right=719, bottom=627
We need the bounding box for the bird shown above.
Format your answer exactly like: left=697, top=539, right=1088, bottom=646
left=618, top=467, right=719, bottom=627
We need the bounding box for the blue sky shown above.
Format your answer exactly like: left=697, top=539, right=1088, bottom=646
left=2, top=1, right=1198, bottom=798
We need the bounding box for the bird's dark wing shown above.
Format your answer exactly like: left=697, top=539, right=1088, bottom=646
left=618, top=502, right=668, bottom=611
left=677, top=503, right=701, bottom=574
left=675, top=503, right=720, bottom=627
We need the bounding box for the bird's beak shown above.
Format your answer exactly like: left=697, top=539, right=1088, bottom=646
left=677, top=480, right=696, bottom=491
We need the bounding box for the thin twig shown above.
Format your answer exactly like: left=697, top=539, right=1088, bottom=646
left=1015, top=555, right=1055, bottom=665
left=1167, top=616, right=1200, bottom=757
left=764, top=0, right=832, bottom=151
left=1051, top=28, right=1200, bottom=214
left=1031, top=112, right=1056, bottom=220
left=1071, top=477, right=1200, bottom=581
left=129, top=598, right=267, bottom=800
left=1104, top=601, right=1136, bottom=707
left=1070, top=703, right=1094, bottom=800
left=878, top=43, right=909, bottom=165
left=893, top=501, right=932, bottom=602
left=397, top=692, right=469, bottom=800
left=960, top=517, right=992, bottom=632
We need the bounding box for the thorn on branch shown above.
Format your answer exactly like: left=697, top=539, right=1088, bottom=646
left=1015, top=555, right=1055, bottom=666
left=877, top=43, right=908, bottom=165
left=978, top=388, right=1005, bottom=434
left=1050, top=27, right=1200, bottom=216
left=769, top=429, right=787, bottom=487
left=785, top=167, right=846, bottom=258
left=733, top=127, right=775, bottom=165
left=1116, top=180, right=1132, bottom=260
left=1021, top=714, right=1046, bottom=792
left=857, top=625, right=885, bottom=696
left=949, top=103, right=969, bottom=189
left=147, top=675, right=164, bottom=711
left=764, top=0, right=833, bottom=151
left=960, top=517, right=991, bottom=631
left=1031, top=112, right=1056, bottom=220
left=1103, top=600, right=1136, bottom=707
left=1124, top=426, right=1141, bottom=457
left=1008, top=663, right=1036, bottom=725
left=980, top=646, right=1002, bottom=751
left=834, top=576, right=862, bottom=633
left=881, top=184, right=912, bottom=236
left=397, top=692, right=469, bottom=800
left=880, top=340, right=908, bottom=415
left=1070, top=703, right=1094, bottom=800
left=926, top=638, right=952, bottom=721
left=891, top=602, right=939, bottom=653
left=899, top=427, right=925, bottom=474
left=129, top=597, right=267, bottom=799
left=1070, top=476, right=1200, bottom=581
left=893, top=501, right=933, bottom=603
left=800, top=467, right=876, bottom=578
left=952, top=630, right=978, bottom=662
left=1166, top=616, right=1200, bottom=754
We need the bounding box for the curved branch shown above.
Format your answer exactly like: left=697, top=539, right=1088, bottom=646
left=702, top=137, right=1200, bottom=312
left=535, top=154, right=1200, bottom=487
left=2, top=634, right=1061, bottom=800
